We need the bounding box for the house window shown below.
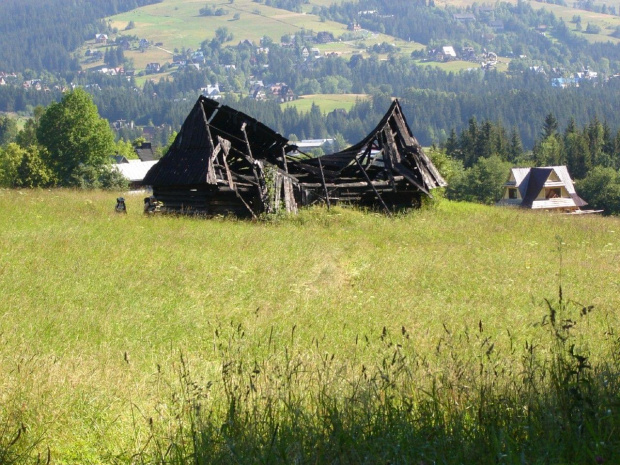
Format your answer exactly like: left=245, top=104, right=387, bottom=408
left=546, top=188, right=561, bottom=199
left=508, top=188, right=518, bottom=199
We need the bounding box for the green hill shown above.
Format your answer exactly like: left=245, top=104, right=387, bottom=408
left=81, top=0, right=423, bottom=74
left=73, top=0, right=620, bottom=80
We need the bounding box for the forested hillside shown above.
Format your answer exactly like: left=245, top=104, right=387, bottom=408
left=0, top=0, right=161, bottom=72
left=1, top=0, right=620, bottom=211
left=2, top=57, right=619, bottom=148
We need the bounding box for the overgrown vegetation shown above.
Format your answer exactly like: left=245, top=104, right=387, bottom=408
left=0, top=89, right=127, bottom=189
left=0, top=190, right=618, bottom=462
left=134, top=288, right=620, bottom=464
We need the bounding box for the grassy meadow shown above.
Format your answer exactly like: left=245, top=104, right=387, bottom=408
left=281, top=93, right=369, bottom=113
left=1, top=189, right=620, bottom=463
left=95, top=0, right=421, bottom=71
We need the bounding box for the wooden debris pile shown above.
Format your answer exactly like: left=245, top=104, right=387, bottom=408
left=142, top=97, right=446, bottom=217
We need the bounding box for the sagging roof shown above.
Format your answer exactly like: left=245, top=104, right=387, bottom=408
left=143, top=96, right=290, bottom=187
left=288, top=100, right=447, bottom=194
left=142, top=96, right=446, bottom=216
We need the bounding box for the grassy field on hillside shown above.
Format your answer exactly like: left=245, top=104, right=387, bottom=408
left=436, top=0, right=620, bottom=44
left=281, top=93, right=369, bottom=113
left=1, top=189, right=619, bottom=463
left=97, top=0, right=421, bottom=73
left=77, top=0, right=620, bottom=77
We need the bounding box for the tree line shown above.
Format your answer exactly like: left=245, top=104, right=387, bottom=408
left=0, top=89, right=129, bottom=189
left=2, top=56, right=620, bottom=150
left=437, top=114, right=620, bottom=213
left=0, top=0, right=161, bottom=72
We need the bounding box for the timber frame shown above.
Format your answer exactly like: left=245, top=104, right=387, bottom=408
left=142, top=97, right=446, bottom=217
left=286, top=100, right=447, bottom=213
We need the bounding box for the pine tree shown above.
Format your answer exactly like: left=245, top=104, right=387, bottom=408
left=542, top=112, right=558, bottom=139
left=508, top=127, right=523, bottom=163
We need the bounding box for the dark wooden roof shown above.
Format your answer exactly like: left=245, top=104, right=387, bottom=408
left=521, top=167, right=587, bottom=208
left=288, top=100, right=447, bottom=193
left=143, top=96, right=290, bottom=187
left=135, top=142, right=156, bottom=161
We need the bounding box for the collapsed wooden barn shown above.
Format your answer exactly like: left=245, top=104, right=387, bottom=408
left=142, top=96, right=446, bottom=216
left=142, top=96, right=297, bottom=217
left=287, top=100, right=447, bottom=212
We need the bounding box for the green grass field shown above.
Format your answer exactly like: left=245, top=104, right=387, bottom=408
left=438, top=0, right=620, bottom=44
left=281, top=93, right=369, bottom=113
left=1, top=189, right=619, bottom=462
left=85, top=0, right=421, bottom=74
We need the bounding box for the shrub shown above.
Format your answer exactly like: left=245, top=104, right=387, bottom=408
left=70, top=164, right=129, bottom=190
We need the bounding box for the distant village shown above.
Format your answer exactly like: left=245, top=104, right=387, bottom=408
left=1, top=5, right=619, bottom=158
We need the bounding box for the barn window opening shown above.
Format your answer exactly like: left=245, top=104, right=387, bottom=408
left=508, top=188, right=517, bottom=199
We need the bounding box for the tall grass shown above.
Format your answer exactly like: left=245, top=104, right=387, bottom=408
left=132, top=287, right=620, bottom=464
left=0, top=189, right=619, bottom=462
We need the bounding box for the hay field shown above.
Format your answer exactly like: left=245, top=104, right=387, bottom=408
left=103, top=0, right=420, bottom=64
left=0, top=189, right=619, bottom=462
left=281, top=93, right=369, bottom=113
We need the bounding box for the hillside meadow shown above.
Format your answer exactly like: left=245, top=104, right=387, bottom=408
left=90, top=0, right=620, bottom=77
left=281, top=93, right=368, bottom=113
left=97, top=0, right=422, bottom=72
left=1, top=188, right=619, bottom=463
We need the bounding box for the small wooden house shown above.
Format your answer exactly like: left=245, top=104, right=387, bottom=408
left=496, top=166, right=587, bottom=212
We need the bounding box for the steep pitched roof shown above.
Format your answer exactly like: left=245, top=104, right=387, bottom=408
left=508, top=166, right=587, bottom=208
left=289, top=100, right=447, bottom=193
left=521, top=167, right=552, bottom=207
left=135, top=142, right=156, bottom=161
left=143, top=96, right=290, bottom=187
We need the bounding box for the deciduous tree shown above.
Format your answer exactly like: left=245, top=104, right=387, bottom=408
left=37, top=89, right=115, bottom=185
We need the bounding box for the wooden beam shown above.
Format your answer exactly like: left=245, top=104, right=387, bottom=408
left=240, top=122, right=268, bottom=213
left=218, top=137, right=235, bottom=190
left=199, top=102, right=216, bottom=152
left=283, top=176, right=297, bottom=214
left=393, top=162, right=430, bottom=196
left=233, top=189, right=258, bottom=220
left=298, top=176, right=404, bottom=189
left=317, top=156, right=331, bottom=210
left=199, top=101, right=222, bottom=185
left=354, top=157, right=392, bottom=216
left=377, top=132, right=396, bottom=189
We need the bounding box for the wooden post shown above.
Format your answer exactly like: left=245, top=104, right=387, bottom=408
left=354, top=157, right=392, bottom=216
left=281, top=147, right=289, bottom=174
left=199, top=102, right=220, bottom=184
left=317, top=155, right=331, bottom=210
left=378, top=132, right=396, bottom=190
left=240, top=122, right=268, bottom=213
left=218, top=137, right=235, bottom=190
